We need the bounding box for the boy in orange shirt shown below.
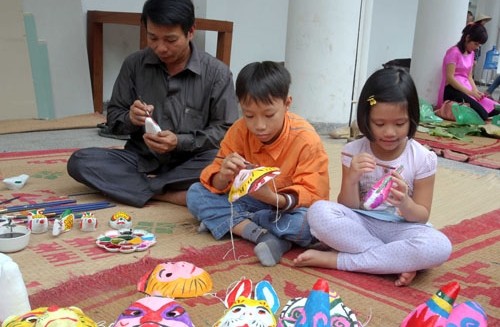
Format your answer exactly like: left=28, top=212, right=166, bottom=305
left=186, top=61, right=329, bottom=266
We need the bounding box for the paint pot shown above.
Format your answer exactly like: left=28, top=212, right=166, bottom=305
left=0, top=225, right=31, bottom=253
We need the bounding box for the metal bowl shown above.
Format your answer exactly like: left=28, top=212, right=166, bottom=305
left=0, top=225, right=31, bottom=253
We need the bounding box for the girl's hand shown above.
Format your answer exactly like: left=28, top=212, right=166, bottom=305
left=346, top=152, right=376, bottom=182
left=387, top=170, right=409, bottom=208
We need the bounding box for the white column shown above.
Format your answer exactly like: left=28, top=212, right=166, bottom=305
left=285, top=0, right=362, bottom=130
left=410, top=0, right=469, bottom=106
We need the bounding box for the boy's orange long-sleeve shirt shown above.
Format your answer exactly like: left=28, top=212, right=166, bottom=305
left=200, top=112, right=330, bottom=207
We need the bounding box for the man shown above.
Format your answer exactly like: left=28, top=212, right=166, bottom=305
left=67, top=0, right=239, bottom=207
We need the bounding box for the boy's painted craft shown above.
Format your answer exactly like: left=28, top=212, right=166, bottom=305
left=109, top=211, right=133, bottom=229
left=278, top=278, right=360, bottom=327
left=228, top=166, right=280, bottom=203
left=52, top=209, right=74, bottom=236
left=401, top=281, right=487, bottom=326
left=214, top=278, right=279, bottom=327
left=113, top=296, right=194, bottom=327
left=138, top=261, right=213, bottom=298
left=363, top=165, right=404, bottom=210
left=1, top=305, right=97, bottom=327
left=96, top=228, right=156, bottom=253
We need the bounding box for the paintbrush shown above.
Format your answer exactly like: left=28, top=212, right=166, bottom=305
left=341, top=152, right=396, bottom=170
left=138, top=95, right=151, bottom=116
left=215, top=156, right=257, bottom=169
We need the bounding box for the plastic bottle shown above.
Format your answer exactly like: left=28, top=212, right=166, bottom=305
left=483, top=45, right=499, bottom=84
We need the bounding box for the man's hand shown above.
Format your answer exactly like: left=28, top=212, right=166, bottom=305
left=143, top=130, right=178, bottom=153
left=129, top=99, right=154, bottom=126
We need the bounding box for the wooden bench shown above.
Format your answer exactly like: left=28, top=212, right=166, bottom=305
left=87, top=10, right=233, bottom=113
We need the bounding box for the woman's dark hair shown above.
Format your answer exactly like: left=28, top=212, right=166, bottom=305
left=235, top=61, right=291, bottom=105
left=141, top=0, right=195, bottom=35
left=458, top=23, right=488, bottom=53
left=357, top=67, right=420, bottom=141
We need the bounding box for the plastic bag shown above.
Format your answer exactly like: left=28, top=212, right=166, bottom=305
left=419, top=98, right=443, bottom=123
left=451, top=103, right=485, bottom=125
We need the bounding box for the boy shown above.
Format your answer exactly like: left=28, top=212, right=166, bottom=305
left=186, top=61, right=329, bottom=266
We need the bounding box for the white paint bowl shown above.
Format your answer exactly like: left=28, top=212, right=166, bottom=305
left=0, top=225, right=31, bottom=253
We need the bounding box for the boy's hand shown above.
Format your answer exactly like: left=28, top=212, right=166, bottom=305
left=213, top=153, right=249, bottom=189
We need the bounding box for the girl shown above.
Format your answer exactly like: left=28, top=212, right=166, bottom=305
left=294, top=67, right=452, bottom=287
left=438, top=23, right=500, bottom=120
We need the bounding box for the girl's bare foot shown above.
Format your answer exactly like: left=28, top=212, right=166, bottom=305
left=395, top=271, right=416, bottom=287
left=293, top=249, right=338, bottom=268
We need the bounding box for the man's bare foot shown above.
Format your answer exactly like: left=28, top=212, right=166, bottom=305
left=293, top=249, right=338, bottom=268
left=152, top=190, right=187, bottom=206
left=395, top=271, right=417, bottom=287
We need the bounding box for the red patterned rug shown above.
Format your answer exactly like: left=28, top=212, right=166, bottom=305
left=28, top=209, right=500, bottom=326
left=415, top=131, right=500, bottom=169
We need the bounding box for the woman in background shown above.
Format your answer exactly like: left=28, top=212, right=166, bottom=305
left=437, top=23, right=499, bottom=120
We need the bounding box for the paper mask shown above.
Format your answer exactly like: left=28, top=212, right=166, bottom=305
left=278, top=278, right=360, bottom=327
left=27, top=210, right=49, bottom=234
left=113, top=296, right=193, bottom=327
left=229, top=167, right=280, bottom=203
left=137, top=261, right=213, bottom=298
left=145, top=117, right=161, bottom=134
left=79, top=212, right=97, bottom=232
left=109, top=211, right=133, bottom=229
left=363, top=165, right=403, bottom=210
left=52, top=209, right=74, bottom=236
left=215, top=278, right=279, bottom=327
left=401, top=281, right=487, bottom=327
left=2, top=306, right=97, bottom=327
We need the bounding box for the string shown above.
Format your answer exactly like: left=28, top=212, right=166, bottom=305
left=271, top=178, right=291, bottom=232
left=222, top=202, right=238, bottom=260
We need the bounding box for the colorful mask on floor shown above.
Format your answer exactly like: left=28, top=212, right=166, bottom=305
left=229, top=167, right=280, bottom=203
left=278, top=278, right=360, bottom=327
left=113, top=296, right=193, bottom=327
left=27, top=209, right=48, bottom=234
left=214, top=278, right=279, bottom=327
left=137, top=261, right=213, bottom=298
left=52, top=209, right=74, bottom=236
left=79, top=212, right=97, bottom=232
left=109, top=211, right=133, bottom=230
left=401, top=281, right=487, bottom=327
left=2, top=306, right=97, bottom=327
left=363, top=165, right=404, bottom=210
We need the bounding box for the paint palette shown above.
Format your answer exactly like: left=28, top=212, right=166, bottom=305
left=96, top=228, right=156, bottom=253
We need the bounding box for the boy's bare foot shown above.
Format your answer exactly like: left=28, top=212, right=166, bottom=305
left=395, top=271, right=417, bottom=287
left=293, top=249, right=338, bottom=269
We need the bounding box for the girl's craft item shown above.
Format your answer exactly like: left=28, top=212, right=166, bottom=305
left=3, top=174, right=29, bottom=190
left=138, top=261, right=213, bottom=298
left=401, top=281, right=487, bottom=327
left=228, top=166, right=281, bottom=203
left=215, top=278, right=279, bottom=327
left=113, top=296, right=194, bottom=327
left=52, top=209, right=74, bottom=236
left=1, top=305, right=97, bottom=327
left=145, top=117, right=161, bottom=134
left=109, top=211, right=133, bottom=229
left=27, top=210, right=49, bottom=234
left=363, top=165, right=404, bottom=210
left=79, top=212, right=97, bottom=232
left=278, top=278, right=360, bottom=327
left=96, top=228, right=156, bottom=253
left=0, top=253, right=31, bottom=322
